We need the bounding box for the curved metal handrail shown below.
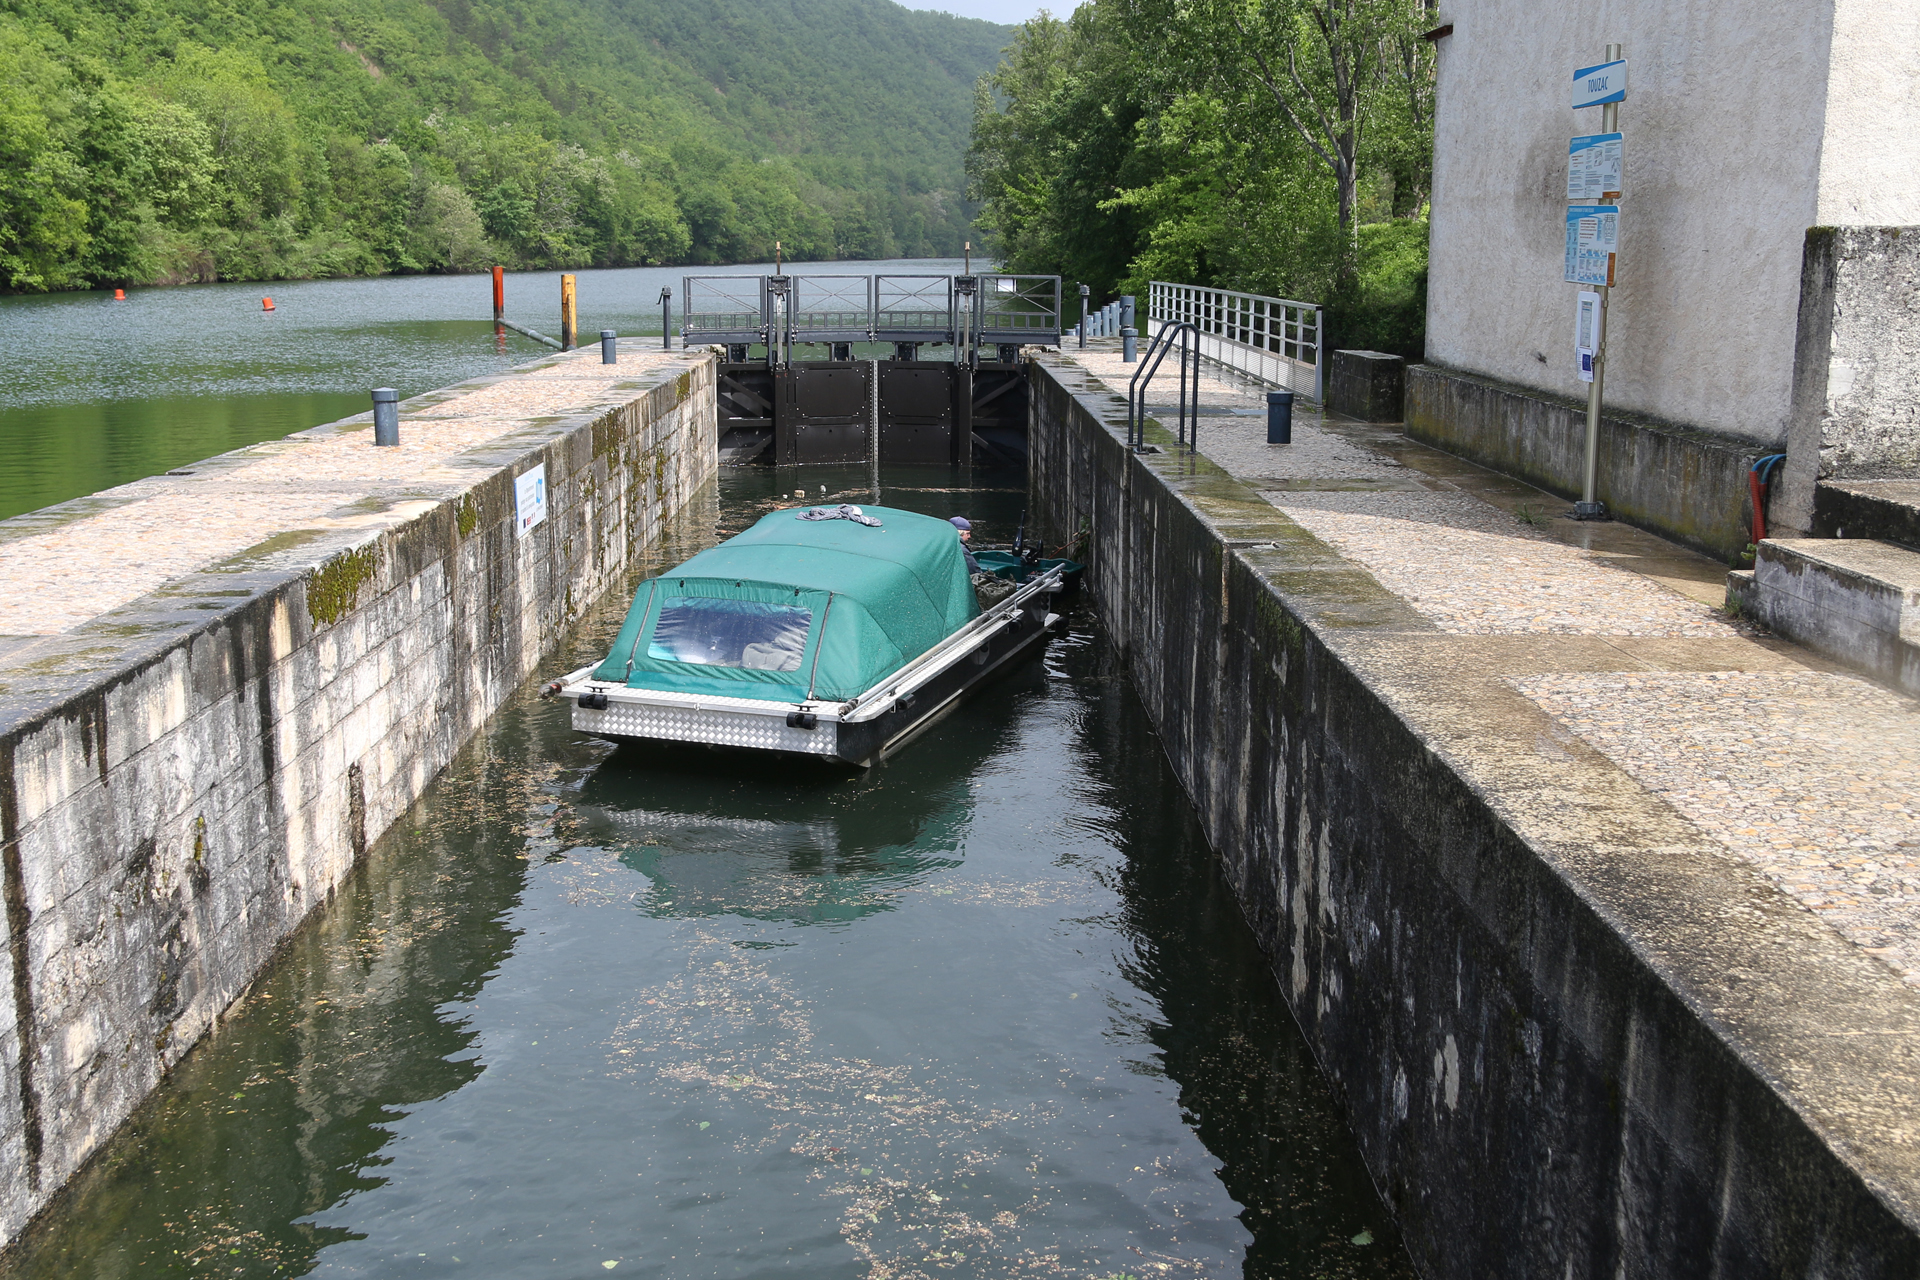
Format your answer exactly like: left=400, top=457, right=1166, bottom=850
left=1126, top=320, right=1201, bottom=453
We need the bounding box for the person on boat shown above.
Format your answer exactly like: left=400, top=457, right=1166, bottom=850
left=948, top=516, right=982, bottom=573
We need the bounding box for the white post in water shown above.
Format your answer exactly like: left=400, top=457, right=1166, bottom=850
left=1570, top=43, right=1625, bottom=520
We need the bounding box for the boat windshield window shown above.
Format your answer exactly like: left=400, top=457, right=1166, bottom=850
left=647, top=598, right=813, bottom=672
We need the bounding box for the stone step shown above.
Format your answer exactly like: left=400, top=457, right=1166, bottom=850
left=1729, top=537, right=1920, bottom=693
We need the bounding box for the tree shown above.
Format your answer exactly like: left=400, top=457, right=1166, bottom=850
left=1203, top=0, right=1432, bottom=241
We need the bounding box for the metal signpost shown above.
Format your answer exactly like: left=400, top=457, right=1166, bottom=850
left=1568, top=45, right=1624, bottom=520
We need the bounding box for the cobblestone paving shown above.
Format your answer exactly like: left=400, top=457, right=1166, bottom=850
left=0, top=349, right=683, bottom=637
left=1517, top=670, right=1920, bottom=984
left=1068, top=344, right=1738, bottom=637
left=1064, top=343, right=1920, bottom=987
left=1269, top=491, right=1741, bottom=636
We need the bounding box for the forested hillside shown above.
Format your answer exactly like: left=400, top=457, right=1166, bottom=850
left=967, top=0, right=1435, bottom=357
left=0, top=0, right=1009, bottom=291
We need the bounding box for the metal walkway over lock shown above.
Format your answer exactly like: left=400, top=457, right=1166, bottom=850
left=683, top=274, right=1061, bottom=469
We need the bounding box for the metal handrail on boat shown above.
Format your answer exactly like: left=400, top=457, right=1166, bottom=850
left=838, top=564, right=1064, bottom=715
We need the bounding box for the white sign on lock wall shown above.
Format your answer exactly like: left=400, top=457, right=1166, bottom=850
left=516, top=463, right=548, bottom=537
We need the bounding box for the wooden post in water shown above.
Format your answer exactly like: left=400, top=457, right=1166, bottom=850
left=560, top=274, right=577, bottom=350
left=492, top=266, right=504, bottom=323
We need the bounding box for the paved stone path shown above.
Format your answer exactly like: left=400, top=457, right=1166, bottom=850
left=0, top=349, right=687, bottom=637
left=1067, top=342, right=1920, bottom=986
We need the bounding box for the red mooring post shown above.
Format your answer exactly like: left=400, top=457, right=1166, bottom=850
left=492, top=265, right=505, bottom=323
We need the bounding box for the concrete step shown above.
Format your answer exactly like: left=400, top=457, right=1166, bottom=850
left=1814, top=478, right=1920, bottom=546
left=1729, top=537, right=1920, bottom=693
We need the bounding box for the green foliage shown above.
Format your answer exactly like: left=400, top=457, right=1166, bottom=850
left=968, top=0, right=1432, bottom=354
left=0, top=0, right=1008, bottom=291
left=1324, top=218, right=1428, bottom=360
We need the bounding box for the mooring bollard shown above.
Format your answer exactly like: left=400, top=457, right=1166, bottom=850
left=1266, top=389, right=1294, bottom=445
left=1122, top=325, right=1138, bottom=362
left=372, top=387, right=400, bottom=447
left=560, top=273, right=578, bottom=350
left=601, top=329, right=618, bottom=364
left=492, top=265, right=504, bottom=323
left=1078, top=284, right=1090, bottom=349
left=659, top=287, right=672, bottom=350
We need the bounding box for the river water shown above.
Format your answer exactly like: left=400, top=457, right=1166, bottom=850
left=0, top=466, right=1410, bottom=1279
left=0, top=257, right=963, bottom=522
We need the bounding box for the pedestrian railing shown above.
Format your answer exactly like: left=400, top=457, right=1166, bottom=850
left=683, top=273, right=1063, bottom=353
left=1148, top=282, right=1322, bottom=400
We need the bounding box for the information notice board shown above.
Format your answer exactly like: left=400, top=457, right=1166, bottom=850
left=1564, top=205, right=1619, bottom=287
left=1567, top=133, right=1623, bottom=201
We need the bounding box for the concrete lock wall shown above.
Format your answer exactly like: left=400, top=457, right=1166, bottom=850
left=0, top=354, right=717, bottom=1244
left=1027, top=355, right=1920, bottom=1278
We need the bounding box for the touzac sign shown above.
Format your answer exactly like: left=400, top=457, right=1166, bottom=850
left=1572, top=59, right=1627, bottom=109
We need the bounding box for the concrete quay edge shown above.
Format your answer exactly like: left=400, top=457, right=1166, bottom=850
left=0, top=346, right=719, bottom=1249
left=1029, top=352, right=1920, bottom=1277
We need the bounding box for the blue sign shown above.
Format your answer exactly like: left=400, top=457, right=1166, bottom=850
left=1567, top=133, right=1623, bottom=201
left=1572, top=59, right=1627, bottom=109
left=1565, top=206, right=1619, bottom=286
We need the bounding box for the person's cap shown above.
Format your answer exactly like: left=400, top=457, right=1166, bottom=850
left=948, top=516, right=971, bottom=530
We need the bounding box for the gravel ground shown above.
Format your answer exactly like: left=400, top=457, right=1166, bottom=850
left=0, top=349, right=687, bottom=636
left=1517, top=670, right=1920, bottom=984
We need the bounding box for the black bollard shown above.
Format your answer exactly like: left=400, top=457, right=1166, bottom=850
left=601, top=329, right=618, bottom=364
left=659, top=287, right=672, bottom=350
left=1265, top=389, right=1294, bottom=444
left=372, top=388, right=399, bottom=447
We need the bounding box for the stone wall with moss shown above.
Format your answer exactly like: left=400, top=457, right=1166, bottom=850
left=0, top=350, right=716, bottom=1246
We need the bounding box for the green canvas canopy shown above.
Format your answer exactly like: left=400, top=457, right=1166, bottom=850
left=591, top=505, right=979, bottom=702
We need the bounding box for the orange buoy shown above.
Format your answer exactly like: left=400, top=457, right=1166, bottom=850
left=262, top=297, right=275, bottom=311
left=113, top=288, right=126, bottom=300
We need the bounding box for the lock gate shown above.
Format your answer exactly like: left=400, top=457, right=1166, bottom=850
left=687, top=273, right=1061, bottom=469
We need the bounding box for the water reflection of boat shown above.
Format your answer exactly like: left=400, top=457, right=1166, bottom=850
left=570, top=707, right=1018, bottom=924
left=551, top=504, right=1063, bottom=766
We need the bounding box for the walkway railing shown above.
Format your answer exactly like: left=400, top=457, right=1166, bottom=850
left=1149, top=282, right=1322, bottom=400
left=682, top=273, right=1062, bottom=352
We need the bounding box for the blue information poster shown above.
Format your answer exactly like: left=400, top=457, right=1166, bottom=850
left=1565, top=205, right=1619, bottom=286
left=1567, top=133, right=1623, bottom=201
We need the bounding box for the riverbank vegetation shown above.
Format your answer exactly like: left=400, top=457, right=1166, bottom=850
left=966, top=0, right=1435, bottom=356
left=0, top=0, right=1008, bottom=292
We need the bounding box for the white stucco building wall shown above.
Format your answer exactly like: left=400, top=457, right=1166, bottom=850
left=1426, top=0, right=1920, bottom=448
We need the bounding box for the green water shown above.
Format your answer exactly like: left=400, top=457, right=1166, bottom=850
left=0, top=258, right=962, bottom=522
left=0, top=469, right=1410, bottom=1279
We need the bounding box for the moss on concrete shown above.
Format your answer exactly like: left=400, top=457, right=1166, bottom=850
left=306, top=544, right=383, bottom=628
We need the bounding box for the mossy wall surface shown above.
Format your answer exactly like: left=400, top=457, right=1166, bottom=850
left=1027, top=354, right=1920, bottom=1278
left=0, top=353, right=717, bottom=1247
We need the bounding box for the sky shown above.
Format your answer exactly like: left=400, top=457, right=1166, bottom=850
left=906, top=0, right=1067, bottom=27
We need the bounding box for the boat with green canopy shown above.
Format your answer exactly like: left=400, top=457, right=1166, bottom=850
left=548, top=504, right=1065, bottom=765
